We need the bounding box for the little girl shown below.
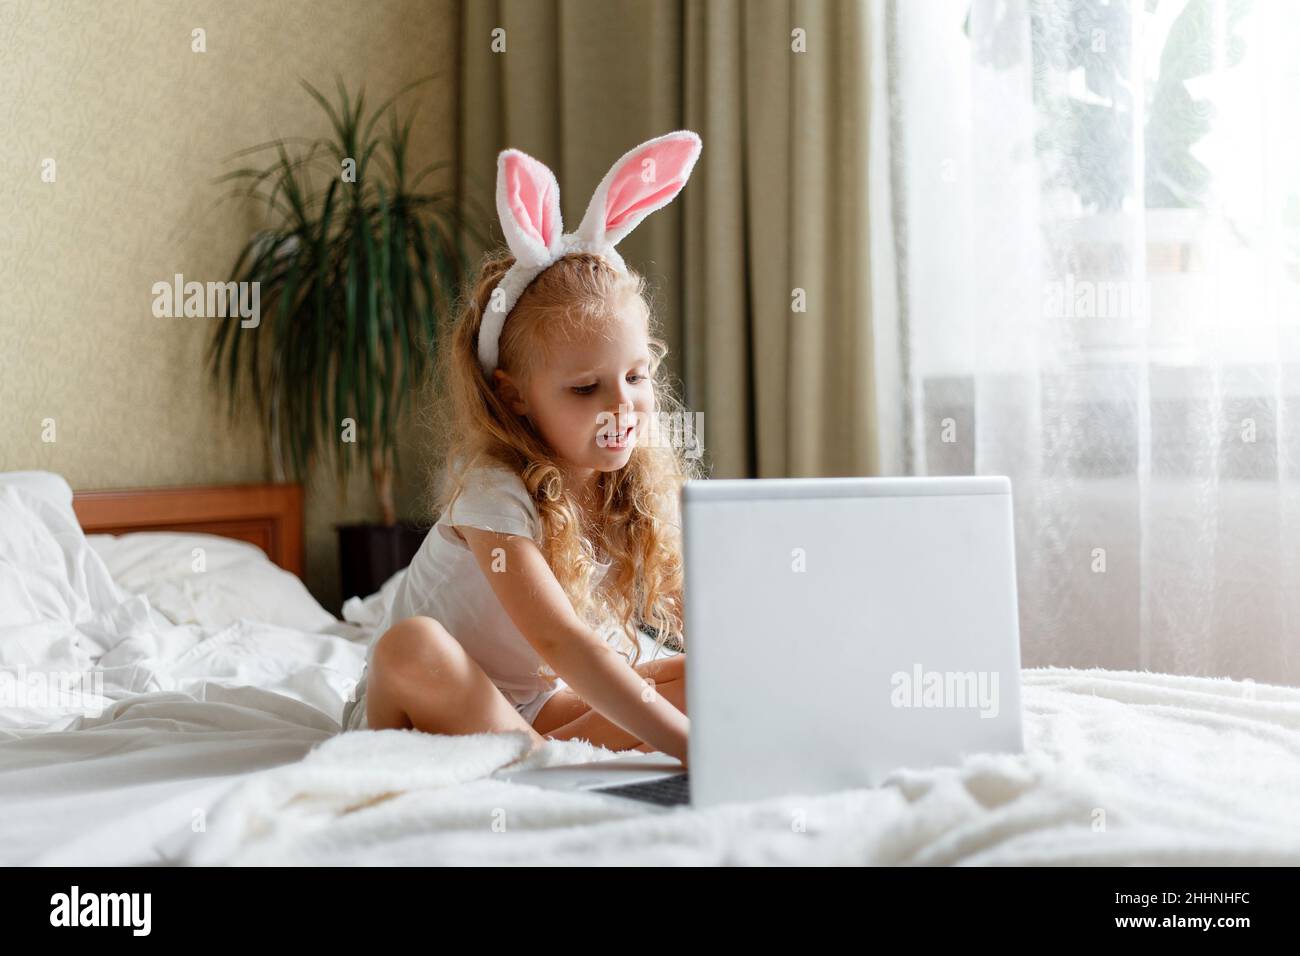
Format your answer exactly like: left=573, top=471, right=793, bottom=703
left=340, top=131, right=703, bottom=767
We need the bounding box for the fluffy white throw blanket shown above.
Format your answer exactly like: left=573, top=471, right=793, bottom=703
left=180, top=667, right=1300, bottom=865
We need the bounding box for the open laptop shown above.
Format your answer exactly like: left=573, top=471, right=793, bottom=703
left=492, top=475, right=1025, bottom=810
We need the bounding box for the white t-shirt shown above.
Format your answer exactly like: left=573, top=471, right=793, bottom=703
left=365, top=459, right=611, bottom=710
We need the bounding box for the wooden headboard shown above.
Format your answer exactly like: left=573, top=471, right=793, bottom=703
left=72, top=483, right=305, bottom=578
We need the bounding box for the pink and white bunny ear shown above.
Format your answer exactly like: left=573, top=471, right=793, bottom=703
left=495, top=148, right=563, bottom=268
left=574, top=130, right=702, bottom=250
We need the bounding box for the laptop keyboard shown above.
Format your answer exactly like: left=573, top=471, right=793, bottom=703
left=592, top=772, right=690, bottom=807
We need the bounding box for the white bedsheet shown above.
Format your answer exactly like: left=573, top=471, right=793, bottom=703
left=0, top=474, right=370, bottom=864
left=176, top=667, right=1300, bottom=866
left=5, top=610, right=1300, bottom=866
left=4, top=472, right=1300, bottom=866
left=0, top=613, right=369, bottom=864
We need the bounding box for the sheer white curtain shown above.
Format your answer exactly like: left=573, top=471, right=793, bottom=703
left=877, top=0, right=1300, bottom=683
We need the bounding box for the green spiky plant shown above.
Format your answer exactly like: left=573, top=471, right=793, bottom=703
left=209, top=76, right=478, bottom=525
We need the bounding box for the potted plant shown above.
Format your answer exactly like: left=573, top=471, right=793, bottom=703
left=209, top=76, right=473, bottom=602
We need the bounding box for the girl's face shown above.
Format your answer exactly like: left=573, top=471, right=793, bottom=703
left=496, top=302, right=654, bottom=485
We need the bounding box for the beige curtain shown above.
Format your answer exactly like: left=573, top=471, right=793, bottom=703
left=458, top=0, right=876, bottom=478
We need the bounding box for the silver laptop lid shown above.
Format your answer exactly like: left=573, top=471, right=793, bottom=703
left=681, top=475, right=1024, bottom=809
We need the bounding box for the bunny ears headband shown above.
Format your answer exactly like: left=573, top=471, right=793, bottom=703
left=477, top=129, right=703, bottom=376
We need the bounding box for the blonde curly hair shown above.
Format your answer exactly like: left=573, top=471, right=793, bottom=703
left=423, top=250, right=702, bottom=672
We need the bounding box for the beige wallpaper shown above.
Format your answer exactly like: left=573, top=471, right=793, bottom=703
left=0, top=0, right=457, bottom=610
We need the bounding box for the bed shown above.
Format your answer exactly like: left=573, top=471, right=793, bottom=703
left=2, top=470, right=1299, bottom=866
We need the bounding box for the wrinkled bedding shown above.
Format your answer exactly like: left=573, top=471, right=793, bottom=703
left=3, top=472, right=1299, bottom=866
left=177, top=667, right=1300, bottom=866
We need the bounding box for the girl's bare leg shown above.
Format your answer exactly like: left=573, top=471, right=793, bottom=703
left=366, top=615, right=548, bottom=749
left=532, top=654, right=687, bottom=752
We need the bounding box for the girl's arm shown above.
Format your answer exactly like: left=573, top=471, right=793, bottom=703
left=458, top=525, right=689, bottom=762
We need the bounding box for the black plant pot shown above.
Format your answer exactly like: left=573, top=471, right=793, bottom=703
left=336, top=521, right=430, bottom=606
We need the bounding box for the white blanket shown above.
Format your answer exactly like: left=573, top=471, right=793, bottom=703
left=5, top=472, right=1300, bottom=866
left=179, top=667, right=1300, bottom=866
left=0, top=474, right=367, bottom=864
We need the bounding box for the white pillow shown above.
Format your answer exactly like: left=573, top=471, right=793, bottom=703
left=0, top=474, right=153, bottom=670
left=0, top=471, right=77, bottom=523
left=87, top=532, right=337, bottom=633
left=0, top=482, right=121, bottom=632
